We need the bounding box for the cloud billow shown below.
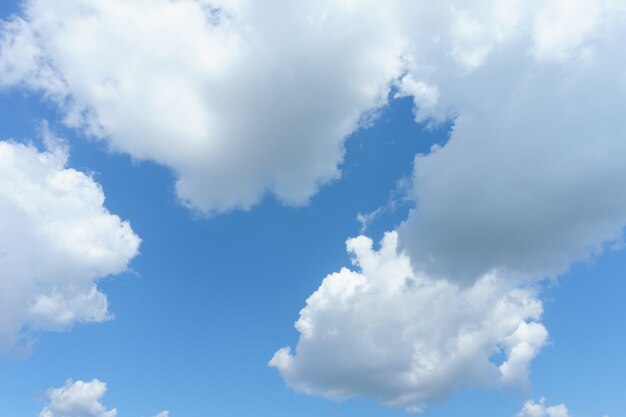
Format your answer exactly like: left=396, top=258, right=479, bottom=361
left=2, top=0, right=626, bottom=413
left=398, top=2, right=626, bottom=283
left=270, top=233, right=548, bottom=409
left=271, top=0, right=626, bottom=409
left=40, top=379, right=168, bottom=417
left=0, top=136, right=140, bottom=354
left=3, top=0, right=624, bottom=279
left=0, top=0, right=404, bottom=214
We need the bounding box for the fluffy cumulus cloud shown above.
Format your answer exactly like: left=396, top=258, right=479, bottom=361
left=270, top=232, right=548, bottom=408
left=516, top=398, right=570, bottom=417
left=274, top=1, right=626, bottom=406
left=40, top=380, right=118, bottom=417
left=3, top=0, right=626, bottom=411
left=0, top=136, right=140, bottom=354
left=40, top=379, right=168, bottom=417
left=1, top=0, right=624, bottom=272
left=396, top=0, right=626, bottom=283
left=0, top=0, right=404, bottom=214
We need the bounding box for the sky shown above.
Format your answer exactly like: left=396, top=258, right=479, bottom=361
left=0, top=1, right=625, bottom=417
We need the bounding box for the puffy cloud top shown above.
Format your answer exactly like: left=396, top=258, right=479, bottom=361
left=398, top=0, right=626, bottom=283
left=39, top=379, right=169, bottom=417
left=0, top=137, right=140, bottom=354
left=2, top=0, right=626, bottom=411
left=2, top=0, right=625, bottom=281
left=40, top=379, right=118, bottom=417
left=517, top=398, right=571, bottom=417
left=270, top=232, right=547, bottom=409
left=0, top=0, right=404, bottom=214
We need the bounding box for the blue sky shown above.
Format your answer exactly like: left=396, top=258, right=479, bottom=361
left=0, top=1, right=625, bottom=417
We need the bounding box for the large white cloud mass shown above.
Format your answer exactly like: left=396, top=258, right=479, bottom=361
left=3, top=0, right=626, bottom=411
left=1, top=0, right=624, bottom=273
left=270, top=232, right=548, bottom=409
left=0, top=0, right=404, bottom=214
left=397, top=0, right=626, bottom=283
left=0, top=137, right=140, bottom=354
left=39, top=379, right=168, bottom=417
left=270, top=1, right=626, bottom=405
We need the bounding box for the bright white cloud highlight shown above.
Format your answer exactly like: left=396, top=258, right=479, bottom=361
left=516, top=398, right=570, bottom=417
left=270, top=232, right=547, bottom=408
left=0, top=137, right=140, bottom=354
left=0, top=0, right=404, bottom=214
left=39, top=379, right=168, bottom=417
left=2, top=0, right=624, bottom=277
left=2, top=0, right=626, bottom=411
left=40, top=379, right=118, bottom=417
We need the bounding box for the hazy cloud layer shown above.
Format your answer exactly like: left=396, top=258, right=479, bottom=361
left=271, top=232, right=547, bottom=408
left=0, top=137, right=140, bottom=354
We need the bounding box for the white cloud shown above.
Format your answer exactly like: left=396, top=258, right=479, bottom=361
left=3, top=0, right=626, bottom=411
left=397, top=1, right=626, bottom=283
left=2, top=0, right=624, bottom=273
left=39, top=379, right=168, bottom=417
left=500, top=322, right=548, bottom=388
left=270, top=232, right=547, bottom=408
left=0, top=135, right=140, bottom=354
left=516, top=398, right=570, bottom=417
left=0, top=0, right=404, bottom=214
left=1, top=1, right=625, bottom=238
left=40, top=380, right=118, bottom=417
